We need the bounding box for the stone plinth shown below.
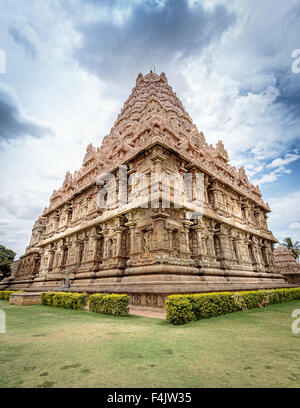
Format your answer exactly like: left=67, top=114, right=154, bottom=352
left=10, top=292, right=42, bottom=306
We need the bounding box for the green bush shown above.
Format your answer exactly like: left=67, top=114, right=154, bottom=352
left=41, top=292, right=88, bottom=310
left=88, top=293, right=107, bottom=314
left=0, top=290, right=23, bottom=301
left=166, top=287, right=300, bottom=325
left=166, top=297, right=195, bottom=325
left=41, top=292, right=55, bottom=306
left=238, top=290, right=271, bottom=309
left=188, top=292, right=239, bottom=319
left=89, top=293, right=129, bottom=316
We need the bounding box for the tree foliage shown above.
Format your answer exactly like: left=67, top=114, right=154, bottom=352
left=0, top=244, right=16, bottom=279
left=282, top=237, right=300, bottom=261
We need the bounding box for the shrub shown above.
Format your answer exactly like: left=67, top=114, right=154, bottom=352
left=41, top=292, right=88, bottom=310
left=0, top=290, right=23, bottom=301
left=88, top=293, right=107, bottom=314
left=188, top=292, right=239, bottom=319
left=238, top=290, right=271, bottom=309
left=166, top=287, right=300, bottom=325
left=166, top=297, right=195, bottom=325
left=288, top=288, right=300, bottom=301
left=89, top=293, right=129, bottom=316
left=52, top=292, right=68, bottom=308
left=41, top=292, right=55, bottom=306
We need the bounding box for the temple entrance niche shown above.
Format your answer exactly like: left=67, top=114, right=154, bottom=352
left=172, top=230, right=180, bottom=257
left=261, top=241, right=268, bottom=267
left=62, top=245, right=68, bottom=267
left=213, top=234, right=221, bottom=260
left=97, top=236, right=104, bottom=262
left=248, top=236, right=256, bottom=268
left=106, top=239, right=113, bottom=259
left=34, top=255, right=40, bottom=275
left=188, top=228, right=197, bottom=256
left=232, top=239, right=239, bottom=264
left=78, top=241, right=84, bottom=264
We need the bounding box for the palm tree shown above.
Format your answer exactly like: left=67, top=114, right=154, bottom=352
left=282, top=237, right=300, bottom=261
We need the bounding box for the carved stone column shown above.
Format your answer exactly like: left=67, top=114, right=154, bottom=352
left=183, top=220, right=193, bottom=256
left=203, top=226, right=218, bottom=268
left=167, top=227, right=173, bottom=251
left=46, top=249, right=54, bottom=272
left=101, top=230, right=110, bottom=261
left=90, top=232, right=102, bottom=262
left=53, top=211, right=60, bottom=231
left=126, top=222, right=137, bottom=254
left=151, top=212, right=169, bottom=254
left=114, top=227, right=126, bottom=257
left=191, top=224, right=205, bottom=267
left=232, top=233, right=244, bottom=265
left=206, top=232, right=216, bottom=257
left=215, top=225, right=232, bottom=269
left=195, top=227, right=204, bottom=255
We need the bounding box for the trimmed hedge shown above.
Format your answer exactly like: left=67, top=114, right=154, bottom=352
left=41, top=292, right=129, bottom=316
left=41, top=292, right=88, bottom=310
left=89, top=293, right=129, bottom=316
left=166, top=287, right=300, bottom=325
left=0, top=291, right=23, bottom=301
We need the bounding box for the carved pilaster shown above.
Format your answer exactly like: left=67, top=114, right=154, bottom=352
left=215, top=225, right=232, bottom=269
left=183, top=220, right=193, bottom=255
left=125, top=221, right=137, bottom=254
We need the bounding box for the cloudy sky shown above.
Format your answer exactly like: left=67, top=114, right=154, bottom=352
left=0, top=0, right=299, bottom=257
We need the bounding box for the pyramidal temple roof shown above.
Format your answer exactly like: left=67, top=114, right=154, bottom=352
left=117, top=71, right=191, bottom=123
left=45, top=71, right=269, bottom=214
left=274, top=245, right=300, bottom=275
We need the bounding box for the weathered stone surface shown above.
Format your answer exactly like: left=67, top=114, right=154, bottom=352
left=10, top=292, right=42, bottom=306
left=1, top=71, right=290, bottom=308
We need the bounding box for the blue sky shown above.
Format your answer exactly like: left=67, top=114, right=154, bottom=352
left=0, top=0, right=299, bottom=256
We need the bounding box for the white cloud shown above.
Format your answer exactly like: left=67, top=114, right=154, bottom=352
left=290, top=222, right=300, bottom=232
left=268, top=190, right=300, bottom=242
left=252, top=151, right=299, bottom=185
left=267, top=153, right=300, bottom=169
left=8, top=16, right=41, bottom=58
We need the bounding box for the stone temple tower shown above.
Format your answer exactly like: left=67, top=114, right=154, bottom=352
left=1, top=71, right=288, bottom=309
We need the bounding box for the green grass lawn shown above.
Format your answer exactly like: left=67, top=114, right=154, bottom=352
left=0, top=300, right=300, bottom=388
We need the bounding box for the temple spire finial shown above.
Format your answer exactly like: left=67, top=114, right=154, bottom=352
left=149, top=65, right=156, bottom=73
